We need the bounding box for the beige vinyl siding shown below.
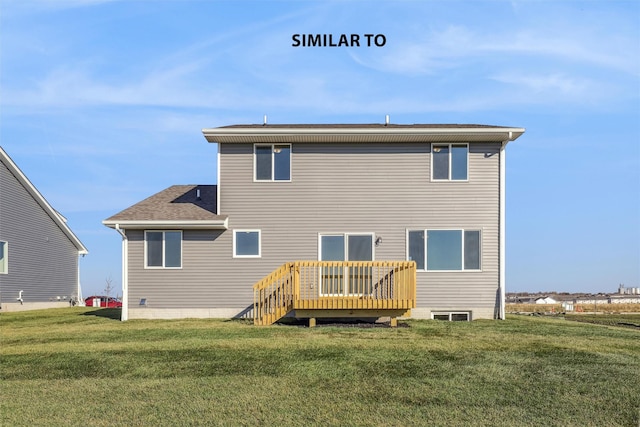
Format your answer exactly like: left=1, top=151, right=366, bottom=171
left=0, top=161, right=79, bottom=303
left=220, top=142, right=501, bottom=312
left=126, top=229, right=249, bottom=308
left=125, top=141, right=501, bottom=314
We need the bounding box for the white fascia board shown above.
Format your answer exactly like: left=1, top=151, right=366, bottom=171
left=102, top=218, right=229, bottom=230
left=202, top=126, right=526, bottom=142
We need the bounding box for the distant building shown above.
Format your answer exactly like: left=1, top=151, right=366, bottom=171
left=535, top=296, right=557, bottom=304
left=618, top=284, right=640, bottom=295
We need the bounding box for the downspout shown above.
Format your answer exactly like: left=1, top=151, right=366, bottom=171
left=498, top=132, right=512, bottom=320
left=115, top=224, right=128, bottom=321
left=217, top=145, right=221, bottom=214
left=77, top=254, right=83, bottom=304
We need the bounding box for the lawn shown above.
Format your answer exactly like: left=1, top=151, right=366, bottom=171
left=1, top=308, right=639, bottom=426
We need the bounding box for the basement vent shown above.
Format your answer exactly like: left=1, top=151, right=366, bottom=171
left=432, top=312, right=471, bottom=322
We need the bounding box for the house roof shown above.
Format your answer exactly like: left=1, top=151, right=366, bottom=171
left=202, top=123, right=526, bottom=144
left=102, top=185, right=228, bottom=230
left=0, top=146, right=88, bottom=255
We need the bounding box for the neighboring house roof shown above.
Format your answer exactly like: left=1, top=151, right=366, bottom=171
left=0, top=146, right=88, bottom=255
left=202, top=123, right=526, bottom=144
left=103, top=185, right=228, bottom=229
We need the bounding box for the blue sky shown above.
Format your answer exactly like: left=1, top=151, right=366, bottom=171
left=1, top=0, right=638, bottom=297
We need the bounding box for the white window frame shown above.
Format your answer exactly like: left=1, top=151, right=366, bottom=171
left=431, top=311, right=471, bottom=321
left=0, top=240, right=7, bottom=274
left=431, top=143, right=469, bottom=182
left=317, top=232, right=376, bottom=262
left=406, top=228, right=482, bottom=272
left=233, top=229, right=262, bottom=258
left=144, top=231, right=183, bottom=269
left=253, top=143, right=292, bottom=182
left=318, top=233, right=375, bottom=297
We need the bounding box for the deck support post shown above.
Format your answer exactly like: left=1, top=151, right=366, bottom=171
left=308, top=318, right=316, bottom=328
left=390, top=317, right=398, bottom=328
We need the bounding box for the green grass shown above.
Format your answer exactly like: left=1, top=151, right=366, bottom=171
left=565, top=313, right=640, bottom=329
left=1, top=308, right=639, bottom=426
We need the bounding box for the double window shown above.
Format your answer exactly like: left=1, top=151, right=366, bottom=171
left=233, top=230, right=261, bottom=258
left=145, top=231, right=182, bottom=268
left=0, top=241, right=7, bottom=274
left=255, top=144, right=291, bottom=181
left=319, top=233, right=374, bottom=296
left=319, top=234, right=374, bottom=263
left=408, top=229, right=481, bottom=271
left=432, top=144, right=468, bottom=181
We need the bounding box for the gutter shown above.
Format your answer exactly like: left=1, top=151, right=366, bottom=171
left=203, top=126, right=525, bottom=137
left=202, top=126, right=526, bottom=144
left=102, top=218, right=228, bottom=230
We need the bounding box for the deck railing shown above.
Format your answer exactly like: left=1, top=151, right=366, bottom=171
left=253, top=261, right=416, bottom=325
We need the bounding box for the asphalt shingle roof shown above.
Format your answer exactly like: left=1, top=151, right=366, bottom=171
left=105, top=185, right=224, bottom=222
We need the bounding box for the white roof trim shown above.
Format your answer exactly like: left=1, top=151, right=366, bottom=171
left=102, top=218, right=229, bottom=230
left=202, top=125, right=525, bottom=144
left=0, top=146, right=88, bottom=255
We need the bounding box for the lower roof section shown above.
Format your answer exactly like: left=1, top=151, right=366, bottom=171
left=102, top=185, right=228, bottom=230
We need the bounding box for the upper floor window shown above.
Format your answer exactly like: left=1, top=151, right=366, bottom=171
left=407, top=229, right=481, bottom=271
left=233, top=230, right=261, bottom=258
left=0, top=241, right=7, bottom=274
left=432, top=144, right=468, bottom=181
left=255, top=144, right=291, bottom=181
left=145, top=231, right=182, bottom=268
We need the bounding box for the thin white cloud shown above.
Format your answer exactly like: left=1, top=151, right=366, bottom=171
left=353, top=23, right=637, bottom=76
left=479, top=31, right=638, bottom=75
left=491, top=72, right=591, bottom=95
left=2, top=0, right=121, bottom=17
left=2, top=1, right=637, bottom=117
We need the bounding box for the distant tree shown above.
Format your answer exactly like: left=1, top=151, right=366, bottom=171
left=104, top=276, right=114, bottom=306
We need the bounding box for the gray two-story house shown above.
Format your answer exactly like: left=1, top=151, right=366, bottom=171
left=104, top=123, right=524, bottom=323
left=0, top=147, right=88, bottom=311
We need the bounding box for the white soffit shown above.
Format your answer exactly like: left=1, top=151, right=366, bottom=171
left=202, top=126, right=526, bottom=144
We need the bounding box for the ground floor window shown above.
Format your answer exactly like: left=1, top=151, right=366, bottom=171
left=233, top=230, right=261, bottom=258
left=432, top=312, right=470, bottom=321
left=319, top=233, right=374, bottom=295
left=0, top=241, right=7, bottom=274
left=407, top=229, right=481, bottom=271
left=145, top=231, right=182, bottom=268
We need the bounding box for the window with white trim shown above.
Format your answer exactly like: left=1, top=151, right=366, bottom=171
left=255, top=144, right=291, bottom=181
left=0, top=241, right=7, bottom=274
left=407, top=229, right=481, bottom=271
left=233, top=230, right=261, bottom=258
left=145, top=231, right=182, bottom=268
left=432, top=143, right=468, bottom=181
left=318, top=233, right=374, bottom=296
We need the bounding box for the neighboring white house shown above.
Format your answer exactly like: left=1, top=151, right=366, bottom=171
left=535, top=296, right=557, bottom=304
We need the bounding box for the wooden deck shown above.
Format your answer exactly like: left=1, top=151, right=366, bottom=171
left=253, top=261, right=416, bottom=326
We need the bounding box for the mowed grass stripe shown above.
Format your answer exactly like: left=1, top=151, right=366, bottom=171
left=1, top=308, right=638, bottom=426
